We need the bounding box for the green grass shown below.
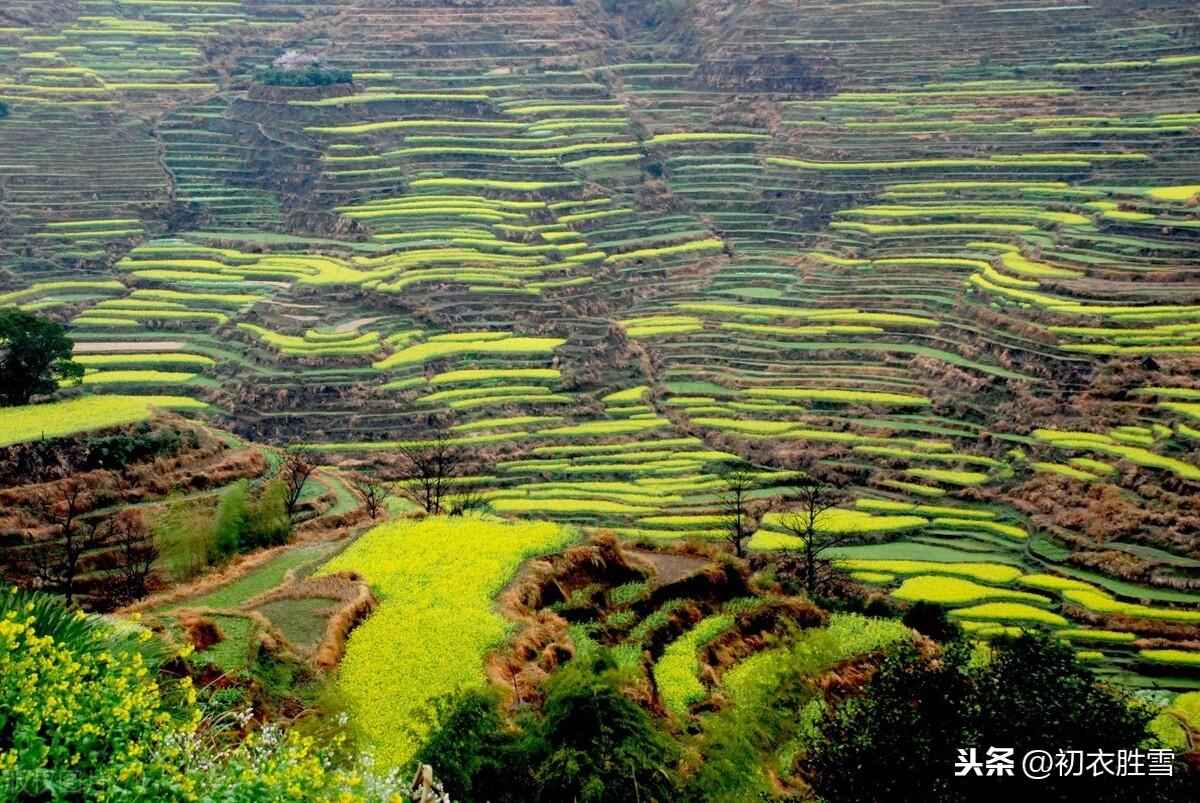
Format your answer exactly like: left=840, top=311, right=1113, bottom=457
left=81, top=370, right=198, bottom=385
left=604, top=238, right=724, bottom=264
left=1060, top=589, right=1200, bottom=623
left=488, top=497, right=655, bottom=515
left=1033, top=429, right=1200, bottom=480
left=177, top=544, right=335, bottom=612
left=430, top=368, right=561, bottom=384
left=254, top=597, right=334, bottom=647
left=832, top=559, right=1022, bottom=584
left=744, top=388, right=930, bottom=406
left=74, top=353, right=215, bottom=368
left=907, top=468, right=989, bottom=486
left=1140, top=650, right=1200, bottom=668
left=536, top=419, right=668, bottom=437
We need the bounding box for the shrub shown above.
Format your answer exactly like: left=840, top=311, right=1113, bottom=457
left=903, top=600, right=962, bottom=641
left=255, top=66, right=352, bottom=87
left=803, top=632, right=1189, bottom=803
left=153, top=499, right=214, bottom=582
left=243, top=480, right=291, bottom=549
left=84, top=422, right=184, bottom=470
left=211, top=480, right=249, bottom=559
left=210, top=480, right=292, bottom=560
left=419, top=657, right=679, bottom=803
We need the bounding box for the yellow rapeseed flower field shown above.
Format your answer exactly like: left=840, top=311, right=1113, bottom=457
left=0, top=394, right=207, bottom=447
left=321, top=516, right=575, bottom=768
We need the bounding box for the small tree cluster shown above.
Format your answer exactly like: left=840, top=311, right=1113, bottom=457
left=256, top=53, right=352, bottom=88
left=209, top=479, right=291, bottom=560
left=804, top=632, right=1192, bottom=803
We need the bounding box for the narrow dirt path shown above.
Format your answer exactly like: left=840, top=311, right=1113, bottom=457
left=628, top=549, right=709, bottom=585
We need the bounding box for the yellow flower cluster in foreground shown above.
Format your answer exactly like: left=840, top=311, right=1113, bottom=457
left=0, top=593, right=403, bottom=801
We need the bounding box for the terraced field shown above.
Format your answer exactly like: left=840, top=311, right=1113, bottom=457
left=2, top=0, right=1199, bottom=690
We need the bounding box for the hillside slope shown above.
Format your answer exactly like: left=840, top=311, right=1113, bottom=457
left=1, top=0, right=1199, bottom=682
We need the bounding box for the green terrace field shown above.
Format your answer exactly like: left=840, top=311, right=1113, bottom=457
left=1, top=0, right=1199, bottom=688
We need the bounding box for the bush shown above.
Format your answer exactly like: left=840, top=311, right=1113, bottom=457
left=417, top=655, right=679, bottom=803
left=153, top=499, right=214, bottom=582
left=84, top=422, right=184, bottom=470
left=211, top=480, right=249, bottom=559
left=417, top=687, right=523, bottom=802
left=803, top=632, right=1190, bottom=803
left=902, top=599, right=962, bottom=641
left=209, top=480, right=291, bottom=561
left=255, top=66, right=352, bottom=87
left=244, top=480, right=290, bottom=549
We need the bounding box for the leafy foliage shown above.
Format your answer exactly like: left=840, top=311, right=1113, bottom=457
left=804, top=632, right=1190, bottom=802
left=209, top=479, right=291, bottom=561
left=0, top=309, right=82, bottom=406
left=255, top=66, right=352, bottom=87
left=418, top=655, right=679, bottom=803
left=84, top=421, right=186, bottom=470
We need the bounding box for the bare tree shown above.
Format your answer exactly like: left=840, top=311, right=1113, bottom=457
left=96, top=509, right=157, bottom=607
left=350, top=470, right=393, bottom=520
left=719, top=467, right=758, bottom=558
left=776, top=478, right=845, bottom=596
left=281, top=449, right=317, bottom=522
left=396, top=432, right=458, bottom=515
left=21, top=479, right=106, bottom=603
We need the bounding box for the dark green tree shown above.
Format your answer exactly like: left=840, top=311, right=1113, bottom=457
left=534, top=659, right=679, bottom=803
left=804, top=632, right=1189, bottom=803
left=416, top=687, right=528, bottom=803
left=901, top=599, right=962, bottom=641
left=417, top=655, right=679, bottom=803
left=0, top=308, right=83, bottom=406
left=210, top=480, right=249, bottom=559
